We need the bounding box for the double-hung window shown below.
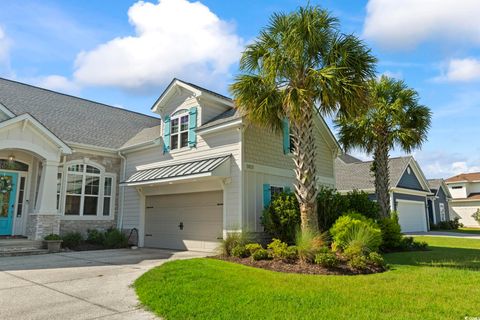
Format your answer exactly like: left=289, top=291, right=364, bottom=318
left=170, top=112, right=189, bottom=150
left=64, top=163, right=115, bottom=218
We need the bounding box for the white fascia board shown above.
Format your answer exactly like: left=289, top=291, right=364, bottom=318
left=117, top=138, right=161, bottom=153
left=0, top=113, right=72, bottom=154
left=0, top=102, right=15, bottom=118
left=196, top=119, right=243, bottom=135
left=391, top=187, right=432, bottom=196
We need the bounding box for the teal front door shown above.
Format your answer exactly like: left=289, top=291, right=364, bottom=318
left=0, top=172, right=18, bottom=236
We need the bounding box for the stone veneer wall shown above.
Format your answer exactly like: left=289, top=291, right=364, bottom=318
left=59, top=152, right=122, bottom=235
left=26, top=214, right=60, bottom=240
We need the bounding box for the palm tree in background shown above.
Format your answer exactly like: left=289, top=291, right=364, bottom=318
left=336, top=75, right=432, bottom=218
left=230, top=6, right=376, bottom=232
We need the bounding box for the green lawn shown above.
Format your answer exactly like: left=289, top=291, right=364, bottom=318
left=438, top=227, right=480, bottom=235
left=135, top=237, right=480, bottom=320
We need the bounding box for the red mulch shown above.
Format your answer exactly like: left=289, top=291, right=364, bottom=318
left=212, top=256, right=386, bottom=275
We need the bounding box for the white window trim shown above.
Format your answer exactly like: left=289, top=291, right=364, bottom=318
left=170, top=111, right=189, bottom=151
left=59, top=160, right=116, bottom=220
left=439, top=203, right=446, bottom=222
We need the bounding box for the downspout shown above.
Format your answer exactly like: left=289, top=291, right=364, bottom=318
left=117, top=151, right=127, bottom=231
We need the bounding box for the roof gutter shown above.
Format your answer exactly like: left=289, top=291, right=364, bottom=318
left=196, top=119, right=243, bottom=135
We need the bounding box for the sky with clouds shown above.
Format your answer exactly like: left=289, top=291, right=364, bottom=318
left=0, top=0, right=479, bottom=179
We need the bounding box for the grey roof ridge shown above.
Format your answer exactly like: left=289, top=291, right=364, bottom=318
left=341, top=155, right=413, bottom=166
left=0, top=76, right=158, bottom=120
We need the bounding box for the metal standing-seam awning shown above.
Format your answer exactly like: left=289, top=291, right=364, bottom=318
left=121, top=154, right=231, bottom=186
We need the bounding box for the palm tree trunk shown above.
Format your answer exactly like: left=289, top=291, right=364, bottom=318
left=291, top=106, right=319, bottom=232
left=373, top=139, right=391, bottom=218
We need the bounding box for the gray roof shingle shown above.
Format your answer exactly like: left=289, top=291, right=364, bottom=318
left=198, top=108, right=242, bottom=130
left=0, top=78, right=159, bottom=149
left=120, top=125, right=161, bottom=149
left=335, top=155, right=412, bottom=191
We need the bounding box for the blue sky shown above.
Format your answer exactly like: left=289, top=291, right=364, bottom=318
left=0, top=0, right=479, bottom=178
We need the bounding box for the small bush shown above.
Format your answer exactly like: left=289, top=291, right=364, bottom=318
left=330, top=212, right=382, bottom=252
left=61, top=232, right=83, bottom=249
left=251, top=248, right=271, bottom=261
left=104, top=229, right=128, bottom=249
left=44, top=234, right=61, bottom=241
left=432, top=217, right=463, bottom=230
left=245, top=243, right=263, bottom=256
left=399, top=237, right=428, bottom=251
left=86, top=229, right=105, bottom=245
left=267, top=239, right=288, bottom=259
left=295, top=230, right=327, bottom=263
left=231, top=245, right=249, bottom=258
left=378, top=212, right=402, bottom=250
left=473, top=209, right=480, bottom=224
left=347, top=254, right=368, bottom=270
left=314, top=252, right=339, bottom=268
left=368, top=252, right=385, bottom=267
left=218, top=232, right=250, bottom=256
left=261, top=192, right=300, bottom=243
left=283, top=246, right=298, bottom=261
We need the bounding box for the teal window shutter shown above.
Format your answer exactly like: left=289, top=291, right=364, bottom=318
left=263, top=184, right=271, bottom=208
left=188, top=107, right=198, bottom=148
left=163, top=116, right=171, bottom=153
left=282, top=118, right=290, bottom=154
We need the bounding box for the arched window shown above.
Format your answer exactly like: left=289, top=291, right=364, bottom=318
left=63, top=162, right=115, bottom=217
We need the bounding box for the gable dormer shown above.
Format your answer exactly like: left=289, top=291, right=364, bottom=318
left=151, top=79, right=233, bottom=152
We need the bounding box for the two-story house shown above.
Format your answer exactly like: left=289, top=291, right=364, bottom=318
left=0, top=77, right=339, bottom=252
left=446, top=172, right=480, bottom=227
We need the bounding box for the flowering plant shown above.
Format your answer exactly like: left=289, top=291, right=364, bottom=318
left=0, top=176, right=12, bottom=194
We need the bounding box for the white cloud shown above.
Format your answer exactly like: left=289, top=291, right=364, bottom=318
left=380, top=70, right=402, bottom=80
left=415, top=151, right=480, bottom=179
left=73, top=0, right=244, bottom=90
left=363, top=0, right=480, bottom=49
left=35, top=75, right=80, bottom=95
left=435, top=58, right=480, bottom=82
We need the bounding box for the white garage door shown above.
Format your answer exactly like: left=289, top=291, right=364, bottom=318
left=145, top=191, right=223, bottom=252
left=397, top=200, right=427, bottom=232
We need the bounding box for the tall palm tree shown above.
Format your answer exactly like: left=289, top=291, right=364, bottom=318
left=230, top=6, right=376, bottom=232
left=336, top=75, right=431, bottom=218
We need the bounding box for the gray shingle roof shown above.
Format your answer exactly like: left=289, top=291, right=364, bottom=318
left=198, top=108, right=242, bottom=130
left=335, top=155, right=412, bottom=191
left=0, top=78, right=159, bottom=149
left=123, top=155, right=231, bottom=185
left=427, top=179, right=443, bottom=192
left=120, top=125, right=161, bottom=149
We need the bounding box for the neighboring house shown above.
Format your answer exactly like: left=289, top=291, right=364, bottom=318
left=0, top=77, right=339, bottom=252
left=426, top=179, right=452, bottom=226
left=335, top=154, right=432, bottom=232
left=445, top=172, right=480, bottom=227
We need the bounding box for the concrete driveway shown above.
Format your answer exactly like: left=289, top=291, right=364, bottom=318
left=0, top=248, right=208, bottom=320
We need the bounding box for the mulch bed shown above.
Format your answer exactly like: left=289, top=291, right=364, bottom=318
left=213, top=256, right=386, bottom=275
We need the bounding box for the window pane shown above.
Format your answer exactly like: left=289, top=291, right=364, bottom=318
left=180, top=115, right=189, bottom=131
left=104, top=177, right=112, bottom=196
left=171, top=118, right=179, bottom=134
left=103, top=197, right=111, bottom=216
left=171, top=134, right=179, bottom=150
left=83, top=196, right=98, bottom=215
left=57, top=172, right=62, bottom=193
left=67, top=175, right=83, bottom=194
left=65, top=195, right=81, bottom=215
left=84, top=176, right=100, bottom=195
left=68, top=164, right=84, bottom=172
left=180, top=132, right=188, bottom=148
left=86, top=165, right=100, bottom=174
left=270, top=186, right=284, bottom=200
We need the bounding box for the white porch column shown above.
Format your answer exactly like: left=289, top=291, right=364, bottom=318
left=28, top=160, right=60, bottom=240
left=35, top=160, right=60, bottom=214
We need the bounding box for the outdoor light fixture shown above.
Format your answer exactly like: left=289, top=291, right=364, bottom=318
left=8, top=154, right=15, bottom=162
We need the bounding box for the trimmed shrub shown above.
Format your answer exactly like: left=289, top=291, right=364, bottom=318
left=317, top=187, right=380, bottom=231
left=104, top=229, right=128, bottom=249
left=86, top=229, right=105, bottom=245
left=295, top=230, right=327, bottom=263
left=314, top=252, right=339, bottom=268
left=473, top=209, right=480, bottom=224
left=61, top=232, right=83, bottom=249
left=330, top=212, right=382, bottom=252
left=218, top=232, right=251, bottom=256
left=431, top=217, right=463, bottom=230
left=378, top=212, right=402, bottom=250
left=368, top=252, right=385, bottom=267
left=251, top=248, right=271, bottom=261
left=231, top=245, right=249, bottom=258
left=400, top=237, right=428, bottom=251
left=245, top=243, right=263, bottom=255
left=347, top=254, right=368, bottom=270
left=261, top=192, right=300, bottom=243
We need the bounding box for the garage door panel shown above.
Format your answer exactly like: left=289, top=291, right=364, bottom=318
left=397, top=200, right=427, bottom=233
left=145, top=191, right=223, bottom=252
